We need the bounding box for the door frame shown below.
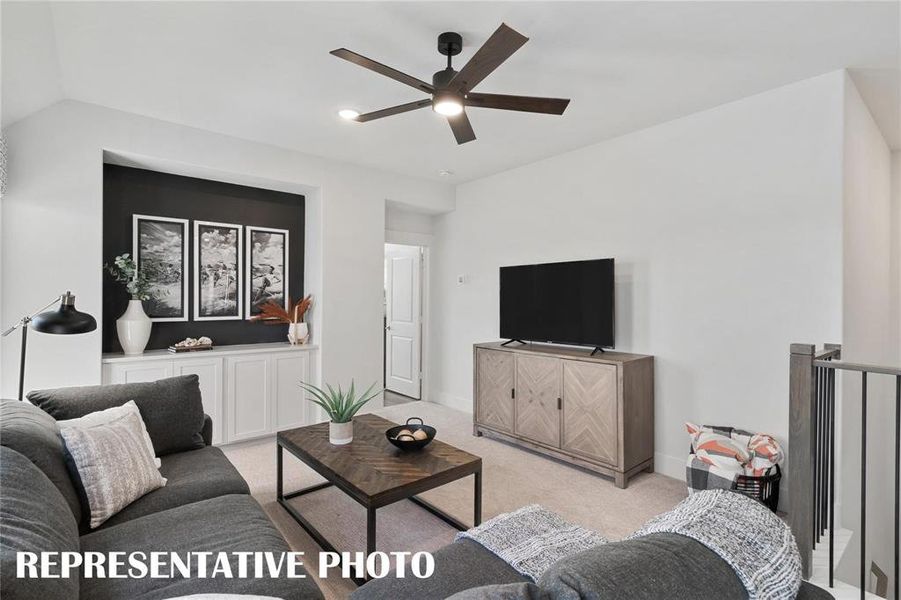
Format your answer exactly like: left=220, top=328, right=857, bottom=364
left=384, top=231, right=431, bottom=403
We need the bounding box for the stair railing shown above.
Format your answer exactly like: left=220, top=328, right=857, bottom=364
left=789, top=343, right=900, bottom=600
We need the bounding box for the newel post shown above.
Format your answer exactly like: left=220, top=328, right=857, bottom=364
left=789, top=343, right=816, bottom=577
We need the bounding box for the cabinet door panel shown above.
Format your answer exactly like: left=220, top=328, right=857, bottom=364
left=104, top=362, right=173, bottom=384
left=476, top=349, right=515, bottom=432
left=562, top=361, right=618, bottom=465
left=174, top=358, right=223, bottom=445
left=514, top=355, right=561, bottom=447
left=272, top=352, right=309, bottom=431
left=226, top=356, right=270, bottom=442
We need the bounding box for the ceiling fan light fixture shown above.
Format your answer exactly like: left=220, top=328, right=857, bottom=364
left=433, top=93, right=463, bottom=117
left=338, top=109, right=360, bottom=121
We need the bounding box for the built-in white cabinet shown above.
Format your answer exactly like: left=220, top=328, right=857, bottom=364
left=102, top=343, right=318, bottom=445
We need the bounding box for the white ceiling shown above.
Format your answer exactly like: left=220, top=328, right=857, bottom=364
left=3, top=1, right=899, bottom=183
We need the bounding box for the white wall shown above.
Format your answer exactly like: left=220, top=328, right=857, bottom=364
left=386, top=204, right=436, bottom=236
left=0, top=100, right=453, bottom=404
left=429, top=71, right=846, bottom=488
left=836, top=74, right=896, bottom=593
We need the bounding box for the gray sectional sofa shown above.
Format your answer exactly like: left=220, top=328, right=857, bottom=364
left=0, top=375, right=323, bottom=600
left=353, top=525, right=836, bottom=600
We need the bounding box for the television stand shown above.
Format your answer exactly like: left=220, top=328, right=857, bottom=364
left=591, top=347, right=605, bottom=356
left=500, top=339, right=527, bottom=347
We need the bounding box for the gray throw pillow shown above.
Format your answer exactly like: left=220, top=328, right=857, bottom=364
left=538, top=533, right=747, bottom=600
left=0, top=446, right=80, bottom=600
left=28, top=374, right=205, bottom=456
left=0, top=398, right=82, bottom=523
left=60, top=410, right=167, bottom=529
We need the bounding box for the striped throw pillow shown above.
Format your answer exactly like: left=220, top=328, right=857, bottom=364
left=60, top=410, right=166, bottom=529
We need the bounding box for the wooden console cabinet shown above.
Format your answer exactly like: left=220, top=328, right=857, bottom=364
left=473, top=342, right=654, bottom=488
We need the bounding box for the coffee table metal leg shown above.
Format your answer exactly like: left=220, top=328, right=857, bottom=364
left=474, top=469, right=482, bottom=526
left=366, top=506, right=376, bottom=581
left=276, top=443, right=283, bottom=501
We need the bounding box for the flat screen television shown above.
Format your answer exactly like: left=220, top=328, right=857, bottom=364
left=499, top=258, right=615, bottom=350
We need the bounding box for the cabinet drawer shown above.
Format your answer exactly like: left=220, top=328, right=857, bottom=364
left=475, top=349, right=515, bottom=433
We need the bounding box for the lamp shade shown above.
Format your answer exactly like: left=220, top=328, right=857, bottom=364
left=31, top=292, right=97, bottom=335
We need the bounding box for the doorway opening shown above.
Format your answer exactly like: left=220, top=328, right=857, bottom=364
left=383, top=243, right=426, bottom=407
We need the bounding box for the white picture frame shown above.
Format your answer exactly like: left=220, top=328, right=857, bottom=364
left=194, top=220, right=243, bottom=321
left=245, top=226, right=290, bottom=319
left=132, top=214, right=189, bottom=322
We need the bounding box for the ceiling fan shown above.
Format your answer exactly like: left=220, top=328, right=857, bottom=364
left=330, top=23, right=570, bottom=145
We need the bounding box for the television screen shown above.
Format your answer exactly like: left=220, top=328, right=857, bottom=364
left=499, top=258, right=614, bottom=348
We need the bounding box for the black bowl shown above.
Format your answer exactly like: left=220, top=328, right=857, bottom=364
left=386, top=417, right=436, bottom=451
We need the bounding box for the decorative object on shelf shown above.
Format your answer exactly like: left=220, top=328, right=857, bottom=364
left=168, top=336, right=213, bottom=353
left=0, top=291, right=97, bottom=400
left=299, top=379, right=380, bottom=445
left=194, top=220, right=243, bottom=321
left=132, top=214, right=189, bottom=322
left=246, top=226, right=289, bottom=319
left=386, top=417, right=436, bottom=451
left=105, top=254, right=155, bottom=355
left=250, top=295, right=313, bottom=345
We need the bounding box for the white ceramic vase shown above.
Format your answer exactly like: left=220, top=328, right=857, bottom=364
left=329, top=421, right=353, bottom=445
left=117, top=299, right=152, bottom=355
left=288, top=322, right=309, bottom=345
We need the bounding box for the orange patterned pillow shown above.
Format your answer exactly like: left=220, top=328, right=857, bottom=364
left=685, top=422, right=750, bottom=470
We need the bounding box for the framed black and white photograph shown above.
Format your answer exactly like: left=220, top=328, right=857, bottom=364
left=194, top=220, right=243, bottom=321
left=132, top=214, right=189, bottom=322
left=246, top=226, right=289, bottom=318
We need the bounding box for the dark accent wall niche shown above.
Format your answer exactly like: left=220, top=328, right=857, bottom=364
left=103, top=165, right=305, bottom=352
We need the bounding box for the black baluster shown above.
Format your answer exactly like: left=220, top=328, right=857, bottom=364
left=861, top=372, right=867, bottom=600
left=829, top=367, right=835, bottom=588
left=894, top=375, right=899, bottom=600
left=815, top=366, right=822, bottom=545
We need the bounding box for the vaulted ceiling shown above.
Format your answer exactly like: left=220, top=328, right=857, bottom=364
left=3, top=1, right=899, bottom=182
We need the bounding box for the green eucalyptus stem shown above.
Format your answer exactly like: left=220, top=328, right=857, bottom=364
left=300, top=380, right=381, bottom=423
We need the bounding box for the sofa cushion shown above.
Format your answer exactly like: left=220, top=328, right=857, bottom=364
left=80, top=494, right=323, bottom=600
left=351, top=538, right=528, bottom=600
left=0, top=398, right=82, bottom=522
left=28, top=375, right=205, bottom=456
left=538, top=532, right=747, bottom=600
left=98, top=445, right=250, bottom=529
left=59, top=400, right=160, bottom=467
left=0, top=446, right=80, bottom=600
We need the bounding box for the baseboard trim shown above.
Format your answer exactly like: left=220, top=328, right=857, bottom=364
left=654, top=451, right=686, bottom=481
left=429, top=391, right=471, bottom=413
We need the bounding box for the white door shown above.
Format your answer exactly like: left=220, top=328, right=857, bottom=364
left=385, top=244, right=422, bottom=399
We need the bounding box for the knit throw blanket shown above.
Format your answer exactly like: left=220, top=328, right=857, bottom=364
left=628, top=489, right=801, bottom=600
left=455, top=504, right=608, bottom=581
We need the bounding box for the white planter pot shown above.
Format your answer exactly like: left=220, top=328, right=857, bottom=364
left=288, top=322, right=309, bottom=345
left=329, top=421, right=353, bottom=445
left=116, top=299, right=152, bottom=355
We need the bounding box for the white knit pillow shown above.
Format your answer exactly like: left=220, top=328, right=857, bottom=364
left=60, top=410, right=166, bottom=529
left=58, top=400, right=160, bottom=467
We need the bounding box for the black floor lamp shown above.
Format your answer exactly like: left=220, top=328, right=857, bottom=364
left=1, top=291, right=97, bottom=401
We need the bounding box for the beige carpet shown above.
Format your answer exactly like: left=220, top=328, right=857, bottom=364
left=222, top=402, right=687, bottom=600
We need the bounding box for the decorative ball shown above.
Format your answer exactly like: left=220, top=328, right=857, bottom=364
left=412, top=429, right=428, bottom=441
left=397, top=429, right=413, bottom=439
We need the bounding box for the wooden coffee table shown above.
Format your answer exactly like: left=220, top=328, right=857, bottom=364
left=276, top=414, right=482, bottom=584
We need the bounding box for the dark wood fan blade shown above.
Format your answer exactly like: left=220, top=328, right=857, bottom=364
left=465, top=92, right=570, bottom=115
left=356, top=99, right=432, bottom=122
left=449, top=23, right=528, bottom=93
left=330, top=48, right=434, bottom=93
left=447, top=111, right=476, bottom=144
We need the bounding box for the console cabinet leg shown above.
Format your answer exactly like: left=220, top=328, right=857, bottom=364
left=614, top=472, right=627, bottom=489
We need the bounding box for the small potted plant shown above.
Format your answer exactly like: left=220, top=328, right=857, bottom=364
left=250, top=295, right=313, bottom=345
left=105, top=254, right=156, bottom=355
left=300, top=380, right=380, bottom=445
